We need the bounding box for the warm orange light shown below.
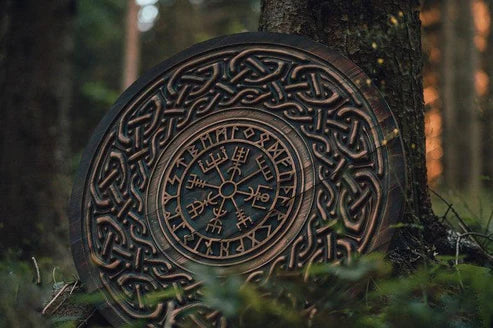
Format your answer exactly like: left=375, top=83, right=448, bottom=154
left=474, top=36, right=487, bottom=51
left=475, top=70, right=489, bottom=96
left=420, top=8, right=441, bottom=27
left=424, top=86, right=439, bottom=105
left=473, top=0, right=490, bottom=36
left=473, top=0, right=490, bottom=51
left=424, top=72, right=438, bottom=86
left=425, top=110, right=442, bottom=135
left=425, top=107, right=442, bottom=186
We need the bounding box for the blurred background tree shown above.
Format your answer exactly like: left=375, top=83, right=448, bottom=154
left=421, top=0, right=493, bottom=227
left=0, top=0, right=76, bottom=260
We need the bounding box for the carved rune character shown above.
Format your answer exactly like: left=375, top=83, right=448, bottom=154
left=228, top=146, right=250, bottom=178
left=175, top=157, right=187, bottom=168
left=162, top=191, right=176, bottom=205
left=206, top=218, right=223, bottom=234
left=167, top=174, right=182, bottom=185
left=171, top=220, right=186, bottom=232
left=164, top=207, right=181, bottom=221
left=186, top=144, right=200, bottom=159
left=255, top=132, right=270, bottom=148
left=186, top=174, right=208, bottom=189
left=235, top=209, right=253, bottom=231
left=266, top=141, right=286, bottom=161
left=236, top=231, right=259, bottom=253
left=199, top=132, right=214, bottom=149
left=186, top=192, right=218, bottom=219
left=278, top=169, right=295, bottom=183
left=243, top=127, right=255, bottom=139
left=275, top=155, right=293, bottom=167
left=183, top=231, right=197, bottom=244
left=219, top=241, right=230, bottom=257
left=205, top=240, right=214, bottom=256
left=255, top=155, right=274, bottom=181
left=244, top=185, right=272, bottom=210
left=215, top=126, right=228, bottom=142
left=198, top=146, right=228, bottom=173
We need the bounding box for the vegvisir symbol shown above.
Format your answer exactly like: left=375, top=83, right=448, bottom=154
left=160, top=121, right=300, bottom=260
left=184, top=146, right=271, bottom=234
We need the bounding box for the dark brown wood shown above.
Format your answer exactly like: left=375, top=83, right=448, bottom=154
left=70, top=32, right=406, bottom=327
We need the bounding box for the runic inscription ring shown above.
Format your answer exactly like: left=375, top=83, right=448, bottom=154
left=70, top=33, right=406, bottom=327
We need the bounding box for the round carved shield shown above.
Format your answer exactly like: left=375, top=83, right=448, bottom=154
left=70, top=32, right=406, bottom=327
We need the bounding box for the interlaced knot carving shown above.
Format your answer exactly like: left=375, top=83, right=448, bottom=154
left=75, top=42, right=399, bottom=327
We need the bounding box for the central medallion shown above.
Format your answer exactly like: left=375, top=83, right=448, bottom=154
left=147, top=109, right=314, bottom=268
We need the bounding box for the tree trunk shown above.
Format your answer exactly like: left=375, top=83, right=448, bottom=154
left=122, top=0, right=140, bottom=90
left=0, top=0, right=75, bottom=258
left=441, top=0, right=459, bottom=189
left=260, top=0, right=445, bottom=268
left=454, top=0, right=481, bottom=194
left=484, top=1, right=493, bottom=189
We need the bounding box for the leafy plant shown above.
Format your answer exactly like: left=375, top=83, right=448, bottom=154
left=179, top=253, right=493, bottom=328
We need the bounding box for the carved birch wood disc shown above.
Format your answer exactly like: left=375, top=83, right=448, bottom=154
left=70, top=32, right=406, bottom=327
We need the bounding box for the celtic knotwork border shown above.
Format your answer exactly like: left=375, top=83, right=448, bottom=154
left=70, top=33, right=406, bottom=327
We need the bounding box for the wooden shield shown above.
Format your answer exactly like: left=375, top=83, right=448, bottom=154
left=70, top=32, right=406, bottom=327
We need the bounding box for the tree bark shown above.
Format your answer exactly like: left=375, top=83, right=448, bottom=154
left=0, top=0, right=75, bottom=258
left=260, top=0, right=445, bottom=268
left=122, top=0, right=140, bottom=90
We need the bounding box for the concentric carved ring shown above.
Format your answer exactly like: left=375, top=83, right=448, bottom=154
left=147, top=110, right=313, bottom=268
left=70, top=33, right=406, bottom=327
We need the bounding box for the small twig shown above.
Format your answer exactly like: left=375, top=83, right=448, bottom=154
left=455, top=232, right=493, bottom=265
left=69, top=280, right=79, bottom=295
left=484, top=210, right=493, bottom=249
left=76, top=308, right=97, bottom=328
left=31, top=256, right=41, bottom=285
left=441, top=203, right=454, bottom=222
left=429, top=188, right=467, bottom=231
left=46, top=281, right=80, bottom=316
left=429, top=188, right=493, bottom=260
left=485, top=209, right=493, bottom=234
left=50, top=293, right=70, bottom=315
left=42, top=283, right=70, bottom=315
left=52, top=267, right=58, bottom=285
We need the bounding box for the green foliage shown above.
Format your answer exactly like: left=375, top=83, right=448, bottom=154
left=430, top=189, right=493, bottom=255
left=1, top=253, right=492, bottom=327
left=0, top=254, right=83, bottom=328
left=179, top=254, right=493, bottom=328
left=81, top=81, right=120, bottom=107
left=0, top=259, right=49, bottom=328
left=71, top=0, right=260, bottom=154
